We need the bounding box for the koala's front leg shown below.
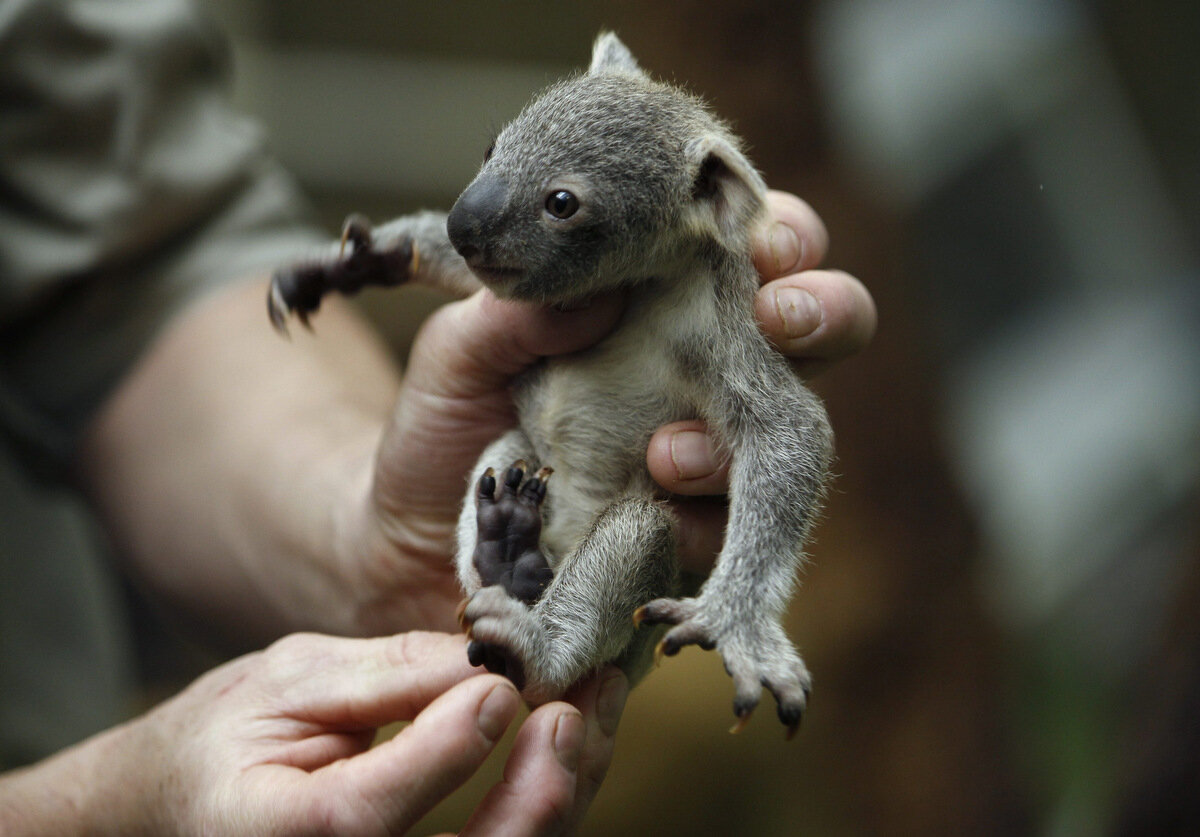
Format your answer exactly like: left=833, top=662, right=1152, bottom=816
left=637, top=380, right=833, bottom=738
left=462, top=496, right=678, bottom=703
left=268, top=210, right=480, bottom=332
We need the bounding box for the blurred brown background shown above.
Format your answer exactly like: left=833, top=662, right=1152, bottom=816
left=197, top=2, right=1200, bottom=834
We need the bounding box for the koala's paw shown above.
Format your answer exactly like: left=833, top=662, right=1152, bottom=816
left=473, top=461, right=554, bottom=605
left=461, top=585, right=562, bottom=700
left=634, top=597, right=812, bottom=739
left=268, top=214, right=416, bottom=333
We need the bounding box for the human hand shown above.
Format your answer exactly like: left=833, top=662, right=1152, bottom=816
left=87, top=632, right=625, bottom=835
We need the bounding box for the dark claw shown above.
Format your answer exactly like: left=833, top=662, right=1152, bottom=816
left=519, top=466, right=552, bottom=503
left=503, top=460, right=527, bottom=493
left=730, top=698, right=757, bottom=735
left=477, top=467, right=497, bottom=500
left=467, top=639, right=488, bottom=667
left=340, top=214, right=373, bottom=255
left=777, top=703, right=804, bottom=733
left=632, top=602, right=668, bottom=627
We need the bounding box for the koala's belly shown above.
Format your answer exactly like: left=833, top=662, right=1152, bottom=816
left=516, top=337, right=695, bottom=553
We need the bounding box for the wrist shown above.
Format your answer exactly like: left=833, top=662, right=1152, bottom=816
left=0, top=716, right=162, bottom=835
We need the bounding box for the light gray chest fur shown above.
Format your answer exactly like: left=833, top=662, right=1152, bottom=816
left=515, top=271, right=721, bottom=560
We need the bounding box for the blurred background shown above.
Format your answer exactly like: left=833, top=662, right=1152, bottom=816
left=191, top=1, right=1199, bottom=833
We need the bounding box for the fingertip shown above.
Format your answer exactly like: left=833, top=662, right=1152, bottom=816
left=322, top=673, right=520, bottom=834
left=646, top=422, right=729, bottom=496
left=477, top=678, right=522, bottom=743
left=459, top=704, right=581, bottom=836
left=593, top=668, right=630, bottom=738
left=753, top=191, right=829, bottom=278
left=755, top=270, right=876, bottom=362
left=553, top=709, right=586, bottom=772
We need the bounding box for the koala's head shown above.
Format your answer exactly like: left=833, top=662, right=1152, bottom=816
left=446, top=32, right=766, bottom=304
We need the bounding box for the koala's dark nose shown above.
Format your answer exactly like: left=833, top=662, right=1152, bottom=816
left=447, top=173, right=508, bottom=263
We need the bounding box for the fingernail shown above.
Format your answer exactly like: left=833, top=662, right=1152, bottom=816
left=773, top=287, right=822, bottom=339
left=554, top=711, right=585, bottom=771
left=478, top=683, right=520, bottom=742
left=596, top=671, right=629, bottom=737
left=767, top=222, right=803, bottom=275
left=669, top=430, right=716, bottom=481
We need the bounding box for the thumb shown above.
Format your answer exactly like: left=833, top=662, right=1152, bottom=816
left=403, top=290, right=625, bottom=401
left=319, top=674, right=522, bottom=835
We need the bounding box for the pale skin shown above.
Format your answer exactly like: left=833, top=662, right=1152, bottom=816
left=0, top=192, right=874, bottom=834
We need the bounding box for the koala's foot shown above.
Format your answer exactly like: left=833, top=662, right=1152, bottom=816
left=268, top=214, right=417, bottom=332
left=462, top=586, right=565, bottom=701
left=473, top=461, right=554, bottom=605
left=634, top=597, right=812, bottom=739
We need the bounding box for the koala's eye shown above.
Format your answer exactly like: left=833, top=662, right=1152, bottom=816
left=545, top=190, right=580, bottom=219
left=483, top=141, right=495, bottom=162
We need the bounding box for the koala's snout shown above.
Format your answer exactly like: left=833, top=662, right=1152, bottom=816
left=447, top=173, right=508, bottom=265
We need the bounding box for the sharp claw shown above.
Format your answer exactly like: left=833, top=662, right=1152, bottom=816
left=785, top=721, right=801, bottom=742
left=535, top=466, right=553, bottom=482
left=729, top=709, right=754, bottom=735
left=455, top=598, right=470, bottom=630
left=339, top=214, right=371, bottom=257
left=466, top=640, right=486, bottom=668
left=267, top=283, right=291, bottom=336
left=653, top=639, right=665, bottom=667
left=478, top=467, right=497, bottom=500
left=632, top=605, right=647, bottom=629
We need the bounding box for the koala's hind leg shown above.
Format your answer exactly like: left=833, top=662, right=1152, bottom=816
left=462, top=496, right=679, bottom=702
left=453, top=429, right=544, bottom=592
left=473, top=460, right=555, bottom=605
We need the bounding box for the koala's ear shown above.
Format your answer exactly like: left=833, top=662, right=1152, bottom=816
left=688, top=134, right=767, bottom=246
left=589, top=32, right=643, bottom=76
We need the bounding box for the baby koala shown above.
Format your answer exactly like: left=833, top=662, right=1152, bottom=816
left=269, top=33, right=834, bottom=737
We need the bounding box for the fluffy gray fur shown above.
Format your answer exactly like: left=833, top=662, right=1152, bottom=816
left=270, top=33, right=834, bottom=734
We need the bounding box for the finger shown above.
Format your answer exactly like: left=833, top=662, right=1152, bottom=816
left=323, top=674, right=521, bottom=834
left=754, top=269, right=877, bottom=369
left=645, top=422, right=729, bottom=574
left=752, top=191, right=829, bottom=280
left=405, top=289, right=625, bottom=401
left=646, top=420, right=728, bottom=496
left=559, top=667, right=629, bottom=833
left=670, top=497, right=728, bottom=576
left=262, top=632, right=478, bottom=728
left=459, top=704, right=586, bottom=836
